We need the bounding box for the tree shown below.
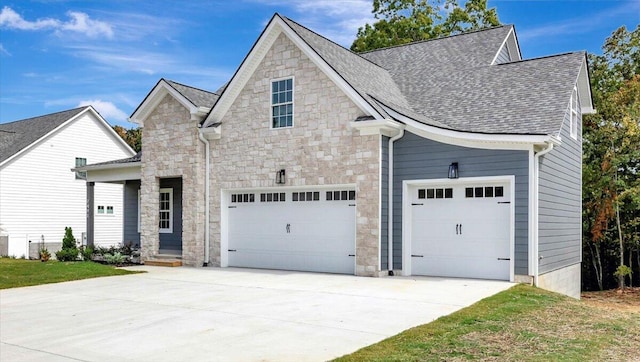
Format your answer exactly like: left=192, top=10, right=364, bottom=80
left=56, top=226, right=79, bottom=261
left=351, top=0, right=500, bottom=52
left=113, top=125, right=142, bottom=152
left=583, top=25, right=640, bottom=290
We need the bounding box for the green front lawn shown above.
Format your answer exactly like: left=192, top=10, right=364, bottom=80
left=0, top=258, right=141, bottom=289
left=336, top=284, right=640, bottom=361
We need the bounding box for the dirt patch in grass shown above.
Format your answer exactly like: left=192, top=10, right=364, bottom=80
left=582, top=287, right=640, bottom=314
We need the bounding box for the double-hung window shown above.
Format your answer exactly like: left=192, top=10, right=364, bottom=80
left=75, top=157, right=87, bottom=180
left=159, top=188, right=173, bottom=233
left=271, top=78, right=293, bottom=128
left=570, top=86, right=578, bottom=139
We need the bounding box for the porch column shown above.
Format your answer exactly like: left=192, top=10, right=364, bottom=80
left=86, top=181, right=95, bottom=247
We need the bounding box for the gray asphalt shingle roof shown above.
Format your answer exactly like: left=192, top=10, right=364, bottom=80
left=81, top=151, right=142, bottom=168
left=281, top=16, right=583, bottom=136
left=0, top=107, right=87, bottom=164
left=165, top=80, right=220, bottom=108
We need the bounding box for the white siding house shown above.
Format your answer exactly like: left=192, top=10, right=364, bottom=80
left=0, top=106, right=135, bottom=257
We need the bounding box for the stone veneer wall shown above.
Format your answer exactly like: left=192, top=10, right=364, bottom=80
left=140, top=94, right=205, bottom=266
left=210, top=33, right=381, bottom=276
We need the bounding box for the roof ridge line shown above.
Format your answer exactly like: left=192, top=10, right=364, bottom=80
left=358, top=24, right=511, bottom=55
left=280, top=15, right=389, bottom=71
left=165, top=79, right=221, bottom=96
left=497, top=50, right=585, bottom=65
left=1, top=106, right=87, bottom=125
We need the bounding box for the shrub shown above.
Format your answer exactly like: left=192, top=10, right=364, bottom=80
left=62, top=227, right=77, bottom=249
left=80, top=246, right=94, bottom=261
left=55, top=248, right=78, bottom=262
left=39, top=248, right=51, bottom=262
left=104, top=252, right=125, bottom=265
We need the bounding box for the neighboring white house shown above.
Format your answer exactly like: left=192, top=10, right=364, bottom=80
left=0, top=106, right=135, bottom=257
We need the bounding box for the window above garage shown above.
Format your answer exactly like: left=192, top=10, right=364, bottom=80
left=271, top=78, right=293, bottom=128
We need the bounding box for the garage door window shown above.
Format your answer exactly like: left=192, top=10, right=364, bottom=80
left=465, top=186, right=504, bottom=198
left=260, top=192, right=286, bottom=202
left=292, top=191, right=319, bottom=202
left=232, top=193, right=255, bottom=203
left=326, top=190, right=355, bottom=201
left=418, top=188, right=453, bottom=199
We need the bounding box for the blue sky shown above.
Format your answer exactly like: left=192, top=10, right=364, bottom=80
left=1, top=0, right=638, bottom=127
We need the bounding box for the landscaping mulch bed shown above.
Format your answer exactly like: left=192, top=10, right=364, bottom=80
left=582, top=287, right=640, bottom=313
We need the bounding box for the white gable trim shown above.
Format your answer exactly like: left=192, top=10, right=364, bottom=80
left=130, top=79, right=206, bottom=126
left=377, top=105, right=556, bottom=150
left=202, top=15, right=382, bottom=127
left=576, top=57, right=595, bottom=114
left=491, top=27, right=522, bottom=65
left=0, top=106, right=134, bottom=168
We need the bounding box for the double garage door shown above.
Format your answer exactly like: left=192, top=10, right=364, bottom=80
left=408, top=180, right=512, bottom=280
left=227, top=188, right=356, bottom=274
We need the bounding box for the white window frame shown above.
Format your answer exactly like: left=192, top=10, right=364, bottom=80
left=75, top=157, right=87, bottom=180
left=270, top=77, right=294, bottom=129
left=159, top=188, right=173, bottom=233
left=106, top=206, right=114, bottom=215
left=97, top=205, right=105, bottom=214
left=570, top=86, right=578, bottom=140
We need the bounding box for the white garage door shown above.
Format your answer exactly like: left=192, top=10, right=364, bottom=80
left=227, top=188, right=356, bottom=274
left=409, top=181, right=511, bottom=280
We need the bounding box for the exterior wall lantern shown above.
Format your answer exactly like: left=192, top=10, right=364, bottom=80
left=275, top=169, right=286, bottom=184
left=448, top=162, right=459, bottom=179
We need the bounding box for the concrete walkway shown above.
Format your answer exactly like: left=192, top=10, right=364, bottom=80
left=1, top=266, right=512, bottom=361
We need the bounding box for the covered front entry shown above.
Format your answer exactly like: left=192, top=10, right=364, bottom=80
left=158, top=177, right=182, bottom=254
left=404, top=177, right=514, bottom=280
left=225, top=187, right=356, bottom=274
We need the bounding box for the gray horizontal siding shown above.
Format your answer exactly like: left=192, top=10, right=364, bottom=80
left=123, top=180, right=140, bottom=247
left=495, top=44, right=511, bottom=64
left=538, top=99, right=582, bottom=273
left=381, top=136, right=389, bottom=270
left=393, top=132, right=530, bottom=274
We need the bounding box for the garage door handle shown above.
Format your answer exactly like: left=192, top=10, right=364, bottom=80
left=456, top=224, right=462, bottom=235
left=497, top=258, right=510, bottom=261
left=411, top=203, right=423, bottom=206
left=411, top=254, right=424, bottom=258
left=286, top=223, right=291, bottom=233
left=498, top=201, right=510, bottom=204
left=228, top=249, right=237, bottom=252
left=348, top=254, right=355, bottom=257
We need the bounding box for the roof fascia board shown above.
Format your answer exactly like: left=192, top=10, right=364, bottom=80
left=130, top=80, right=198, bottom=126
left=202, top=15, right=381, bottom=127
left=381, top=104, right=553, bottom=150
left=73, top=161, right=141, bottom=172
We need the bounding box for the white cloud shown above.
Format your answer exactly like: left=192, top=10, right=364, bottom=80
left=248, top=0, right=374, bottom=46
left=0, top=43, right=10, bottom=56
left=77, top=100, right=128, bottom=121
left=0, top=6, right=113, bottom=38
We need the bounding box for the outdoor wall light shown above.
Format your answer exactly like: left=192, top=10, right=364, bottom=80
left=275, top=169, right=286, bottom=184
left=448, top=162, right=459, bottom=179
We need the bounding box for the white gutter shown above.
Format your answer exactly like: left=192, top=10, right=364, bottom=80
left=532, top=138, right=559, bottom=284
left=388, top=127, right=405, bottom=275
left=198, top=127, right=211, bottom=267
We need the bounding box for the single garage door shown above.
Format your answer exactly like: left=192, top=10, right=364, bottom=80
left=409, top=181, right=511, bottom=280
left=227, top=188, right=356, bottom=274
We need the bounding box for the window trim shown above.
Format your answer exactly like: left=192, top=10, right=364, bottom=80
left=570, top=86, right=578, bottom=140
left=75, top=157, right=87, bottom=180
left=159, top=188, right=173, bottom=233
left=97, top=205, right=105, bottom=214
left=270, top=76, right=294, bottom=129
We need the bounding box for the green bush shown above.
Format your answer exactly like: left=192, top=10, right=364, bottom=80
left=104, top=252, right=125, bottom=265
left=62, top=227, right=76, bottom=249
left=55, top=248, right=78, bottom=262
left=80, top=246, right=94, bottom=261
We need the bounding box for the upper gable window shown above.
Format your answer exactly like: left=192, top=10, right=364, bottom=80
left=570, top=86, right=578, bottom=139
left=271, top=78, right=293, bottom=128
left=75, top=157, right=87, bottom=180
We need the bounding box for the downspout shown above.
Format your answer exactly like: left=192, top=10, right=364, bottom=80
left=198, top=128, right=210, bottom=267
left=388, top=127, right=405, bottom=275
left=532, top=140, right=555, bottom=285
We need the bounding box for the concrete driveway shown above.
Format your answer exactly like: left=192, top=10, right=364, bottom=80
left=1, top=266, right=512, bottom=362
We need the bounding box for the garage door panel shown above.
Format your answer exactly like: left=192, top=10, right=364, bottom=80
left=228, top=189, right=355, bottom=274
left=409, top=181, right=511, bottom=280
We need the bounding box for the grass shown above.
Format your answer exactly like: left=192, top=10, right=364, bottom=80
left=335, top=284, right=640, bottom=361
left=0, top=258, right=142, bottom=289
